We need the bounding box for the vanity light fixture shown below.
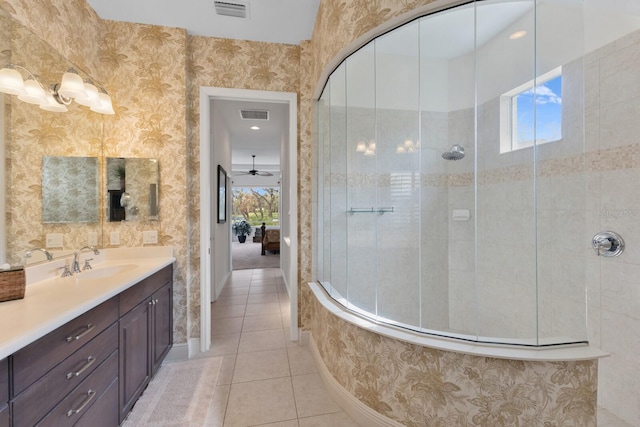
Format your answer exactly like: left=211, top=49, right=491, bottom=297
left=0, top=64, right=115, bottom=115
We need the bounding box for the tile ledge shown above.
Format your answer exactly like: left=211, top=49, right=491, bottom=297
left=308, top=282, right=608, bottom=362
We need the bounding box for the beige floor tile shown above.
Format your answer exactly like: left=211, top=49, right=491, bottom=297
left=243, top=313, right=284, bottom=332
left=248, top=292, right=280, bottom=304
left=219, top=287, right=250, bottom=297
left=238, top=329, right=286, bottom=353
left=224, top=377, right=298, bottom=426
left=258, top=421, right=299, bottom=427
left=232, top=349, right=290, bottom=383
left=212, top=304, right=246, bottom=319
left=212, top=317, right=244, bottom=336
left=216, top=295, right=249, bottom=306
left=203, top=384, right=229, bottom=427
left=210, top=334, right=241, bottom=356
left=245, top=301, right=281, bottom=316
left=216, top=355, right=237, bottom=385
left=249, top=285, right=278, bottom=294
left=298, top=412, right=362, bottom=427
left=287, top=347, right=318, bottom=376
left=291, top=373, right=342, bottom=418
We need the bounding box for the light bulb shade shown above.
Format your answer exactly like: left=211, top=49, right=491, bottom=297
left=58, top=69, right=86, bottom=98
left=39, top=91, right=68, bottom=112
left=0, top=67, right=26, bottom=96
left=356, top=141, right=366, bottom=152
left=75, top=80, right=100, bottom=107
left=17, top=78, right=47, bottom=105
left=90, top=91, right=115, bottom=115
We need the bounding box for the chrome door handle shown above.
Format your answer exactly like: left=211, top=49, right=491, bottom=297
left=66, top=356, right=96, bottom=380
left=66, top=324, right=95, bottom=343
left=66, top=390, right=96, bottom=417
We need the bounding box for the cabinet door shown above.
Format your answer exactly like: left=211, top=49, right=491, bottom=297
left=119, top=300, right=151, bottom=422
left=0, top=404, right=8, bottom=427
left=151, top=282, right=173, bottom=375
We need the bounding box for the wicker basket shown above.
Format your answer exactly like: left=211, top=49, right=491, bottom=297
left=0, top=268, right=26, bottom=302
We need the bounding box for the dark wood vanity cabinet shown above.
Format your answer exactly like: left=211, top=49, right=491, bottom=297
left=119, top=266, right=173, bottom=423
left=4, top=263, right=173, bottom=427
left=0, top=358, right=8, bottom=427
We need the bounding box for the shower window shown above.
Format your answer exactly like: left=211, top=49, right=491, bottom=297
left=500, top=67, right=563, bottom=153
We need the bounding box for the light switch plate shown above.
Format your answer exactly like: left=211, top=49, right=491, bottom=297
left=45, top=233, right=63, bottom=248
left=88, top=231, right=98, bottom=246
left=110, top=232, right=120, bottom=246
left=143, top=230, right=158, bottom=245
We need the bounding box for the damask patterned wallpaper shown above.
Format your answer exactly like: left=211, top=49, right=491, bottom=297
left=100, top=20, right=189, bottom=342
left=310, top=293, right=598, bottom=426
left=187, top=36, right=301, bottom=338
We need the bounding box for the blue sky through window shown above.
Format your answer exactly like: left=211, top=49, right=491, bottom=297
left=514, top=74, right=562, bottom=147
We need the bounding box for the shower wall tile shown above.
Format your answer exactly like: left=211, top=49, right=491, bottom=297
left=599, top=37, right=640, bottom=108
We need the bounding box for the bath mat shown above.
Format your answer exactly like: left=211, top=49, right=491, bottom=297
left=121, top=356, right=223, bottom=427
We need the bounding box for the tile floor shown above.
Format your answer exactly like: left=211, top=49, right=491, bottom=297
left=198, top=268, right=361, bottom=427
left=191, top=267, right=631, bottom=427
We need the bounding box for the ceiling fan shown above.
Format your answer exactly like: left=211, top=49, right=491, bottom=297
left=233, top=155, right=273, bottom=177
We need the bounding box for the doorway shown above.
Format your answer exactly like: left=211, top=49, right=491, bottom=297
left=199, top=87, right=298, bottom=353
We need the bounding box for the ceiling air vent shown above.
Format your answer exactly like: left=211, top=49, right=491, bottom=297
left=214, top=1, right=248, bottom=18
left=240, top=109, right=269, bottom=120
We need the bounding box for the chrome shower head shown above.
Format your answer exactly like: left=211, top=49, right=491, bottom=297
left=442, top=144, right=465, bottom=160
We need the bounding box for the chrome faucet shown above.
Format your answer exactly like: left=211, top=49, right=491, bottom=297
left=72, top=246, right=100, bottom=274
left=24, top=247, right=53, bottom=261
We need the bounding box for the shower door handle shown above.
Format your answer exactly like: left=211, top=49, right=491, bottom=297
left=592, top=231, right=624, bottom=257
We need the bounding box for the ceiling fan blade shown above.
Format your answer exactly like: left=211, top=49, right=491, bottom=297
left=232, top=171, right=251, bottom=176
left=256, top=171, right=273, bottom=176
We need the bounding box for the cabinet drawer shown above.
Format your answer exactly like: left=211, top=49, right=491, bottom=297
left=75, top=378, right=118, bottom=427
left=120, top=265, right=172, bottom=315
left=34, top=350, right=118, bottom=427
left=12, top=324, right=118, bottom=427
left=0, top=358, right=7, bottom=404
left=13, top=297, right=118, bottom=396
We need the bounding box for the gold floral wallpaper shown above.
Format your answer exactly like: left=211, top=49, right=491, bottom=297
left=4, top=14, right=103, bottom=265
left=310, top=292, right=598, bottom=426
left=186, top=36, right=300, bottom=338
left=100, top=20, right=188, bottom=342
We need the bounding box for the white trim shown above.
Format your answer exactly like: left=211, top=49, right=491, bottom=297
left=309, top=334, right=404, bottom=427
left=199, top=87, right=299, bottom=354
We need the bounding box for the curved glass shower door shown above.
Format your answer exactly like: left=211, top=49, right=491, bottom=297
left=311, top=0, right=630, bottom=346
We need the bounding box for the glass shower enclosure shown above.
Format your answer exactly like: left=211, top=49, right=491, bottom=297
left=314, top=0, right=634, bottom=346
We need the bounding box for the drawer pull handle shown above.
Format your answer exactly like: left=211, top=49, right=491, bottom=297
left=66, top=356, right=96, bottom=380
left=66, top=323, right=95, bottom=343
left=66, top=389, right=96, bottom=417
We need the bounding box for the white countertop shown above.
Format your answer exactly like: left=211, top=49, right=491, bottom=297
left=0, top=247, right=175, bottom=359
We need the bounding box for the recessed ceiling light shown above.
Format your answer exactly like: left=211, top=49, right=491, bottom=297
left=250, top=126, right=260, bottom=130
left=509, top=30, right=527, bottom=40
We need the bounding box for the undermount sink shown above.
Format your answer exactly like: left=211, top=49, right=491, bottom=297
left=76, top=264, right=137, bottom=280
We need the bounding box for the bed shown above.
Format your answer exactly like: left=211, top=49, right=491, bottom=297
left=260, top=224, right=280, bottom=255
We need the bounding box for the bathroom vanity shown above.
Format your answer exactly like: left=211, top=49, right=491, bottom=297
left=0, top=248, right=175, bottom=426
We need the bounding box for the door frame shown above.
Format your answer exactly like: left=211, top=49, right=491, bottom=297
left=199, top=87, right=298, bottom=353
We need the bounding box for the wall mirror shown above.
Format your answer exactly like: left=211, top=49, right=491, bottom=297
left=106, top=157, right=159, bottom=222
left=42, top=156, right=99, bottom=223
left=1, top=7, right=104, bottom=265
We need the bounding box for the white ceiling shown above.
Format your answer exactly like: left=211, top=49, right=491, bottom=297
left=86, top=0, right=320, bottom=45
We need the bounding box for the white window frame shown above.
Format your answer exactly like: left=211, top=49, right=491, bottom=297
left=500, top=66, right=562, bottom=153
